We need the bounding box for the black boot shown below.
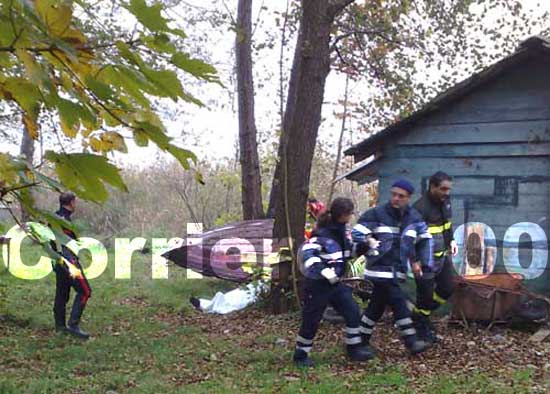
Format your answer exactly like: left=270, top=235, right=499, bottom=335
left=347, top=344, right=375, bottom=362
left=413, top=314, right=429, bottom=341
left=293, top=348, right=314, bottom=368
left=405, top=336, right=430, bottom=356
left=66, top=325, right=90, bottom=339
left=425, top=319, right=439, bottom=344
left=55, top=325, right=67, bottom=334
left=414, top=314, right=438, bottom=344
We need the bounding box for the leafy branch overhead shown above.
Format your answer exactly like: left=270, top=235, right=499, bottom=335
left=0, top=0, right=219, bottom=216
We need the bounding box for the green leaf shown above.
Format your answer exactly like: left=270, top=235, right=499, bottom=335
left=141, top=33, right=177, bottom=54
left=116, top=40, right=142, bottom=66
left=36, top=211, right=78, bottom=244
left=84, top=75, right=115, bottom=102
left=0, top=52, right=12, bottom=68
left=45, top=151, right=128, bottom=203
left=102, top=66, right=150, bottom=107
left=142, top=68, right=184, bottom=101
left=133, top=129, right=149, bottom=147
left=0, top=19, right=16, bottom=46
left=171, top=52, right=221, bottom=84
left=195, top=170, right=205, bottom=185
left=57, top=98, right=81, bottom=137
left=118, top=40, right=195, bottom=102
left=166, top=145, right=197, bottom=170
left=31, top=170, right=64, bottom=193
left=128, top=0, right=170, bottom=33
left=2, top=77, right=41, bottom=115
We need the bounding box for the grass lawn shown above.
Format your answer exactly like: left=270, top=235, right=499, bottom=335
left=1, top=244, right=550, bottom=393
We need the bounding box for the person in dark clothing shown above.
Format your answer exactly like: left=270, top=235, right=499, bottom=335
left=352, top=179, right=432, bottom=356
left=53, top=192, right=91, bottom=339
left=293, top=198, right=375, bottom=368
left=411, top=171, right=457, bottom=344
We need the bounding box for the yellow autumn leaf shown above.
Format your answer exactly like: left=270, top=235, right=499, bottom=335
left=89, top=136, right=103, bottom=152
left=15, top=49, right=45, bottom=84
left=0, top=153, right=18, bottom=185
left=101, top=131, right=127, bottom=153
left=81, top=128, right=93, bottom=138
left=23, top=113, right=39, bottom=140
left=61, top=27, right=87, bottom=45
left=60, top=119, right=78, bottom=138
left=35, top=0, right=72, bottom=37
left=59, top=72, right=73, bottom=91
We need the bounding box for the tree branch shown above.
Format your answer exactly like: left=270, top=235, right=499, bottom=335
left=334, top=44, right=361, bottom=75
left=0, top=39, right=140, bottom=53
left=328, top=0, right=355, bottom=17
left=331, top=29, right=386, bottom=52
left=0, top=183, right=39, bottom=199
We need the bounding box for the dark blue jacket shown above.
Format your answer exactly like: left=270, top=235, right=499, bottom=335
left=413, top=193, right=454, bottom=271
left=55, top=206, right=77, bottom=240
left=352, top=202, right=432, bottom=281
left=52, top=206, right=78, bottom=263
left=299, top=220, right=352, bottom=281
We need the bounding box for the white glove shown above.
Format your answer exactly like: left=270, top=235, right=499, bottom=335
left=367, top=237, right=380, bottom=256
left=321, top=268, right=339, bottom=285
left=451, top=240, right=458, bottom=256
left=367, top=237, right=380, bottom=249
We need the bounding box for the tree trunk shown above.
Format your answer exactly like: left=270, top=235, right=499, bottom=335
left=236, top=0, right=264, bottom=220
left=327, top=74, right=350, bottom=203
left=19, top=124, right=35, bottom=222
left=269, top=0, right=355, bottom=313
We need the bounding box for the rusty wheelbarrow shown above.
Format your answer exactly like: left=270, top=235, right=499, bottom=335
left=451, top=272, right=550, bottom=330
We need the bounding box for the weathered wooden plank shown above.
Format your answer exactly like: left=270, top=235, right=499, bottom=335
left=377, top=157, right=550, bottom=178
left=348, top=161, right=379, bottom=185
left=518, top=182, right=550, bottom=195
left=397, top=120, right=550, bottom=145
left=418, top=60, right=550, bottom=125
left=421, top=103, right=550, bottom=125
left=385, top=142, right=550, bottom=159
left=462, top=212, right=549, bottom=228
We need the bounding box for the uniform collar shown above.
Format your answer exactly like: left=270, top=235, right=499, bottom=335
left=427, top=191, right=447, bottom=206
left=314, top=219, right=346, bottom=237
left=385, top=202, right=409, bottom=219
left=57, top=206, right=73, bottom=220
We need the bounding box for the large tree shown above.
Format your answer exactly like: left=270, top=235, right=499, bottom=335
left=235, top=0, right=263, bottom=220
left=269, top=0, right=354, bottom=313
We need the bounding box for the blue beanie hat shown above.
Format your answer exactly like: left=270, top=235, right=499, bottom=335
left=391, top=179, right=415, bottom=195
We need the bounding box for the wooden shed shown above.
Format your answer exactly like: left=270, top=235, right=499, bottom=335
left=344, top=36, right=550, bottom=292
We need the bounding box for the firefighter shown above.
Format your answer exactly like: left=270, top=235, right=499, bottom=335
left=293, top=197, right=374, bottom=367
left=411, top=171, right=458, bottom=344
left=52, top=192, right=92, bottom=339
left=352, top=179, right=432, bottom=356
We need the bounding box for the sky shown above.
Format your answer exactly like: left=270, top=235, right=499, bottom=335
left=1, top=0, right=550, bottom=170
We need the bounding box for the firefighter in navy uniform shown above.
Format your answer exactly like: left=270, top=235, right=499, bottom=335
left=52, top=192, right=92, bottom=339
left=352, top=179, right=432, bottom=356
left=411, top=172, right=458, bottom=343
left=293, top=198, right=375, bottom=367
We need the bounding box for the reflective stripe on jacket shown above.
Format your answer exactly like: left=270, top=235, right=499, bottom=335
left=352, top=202, right=432, bottom=280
